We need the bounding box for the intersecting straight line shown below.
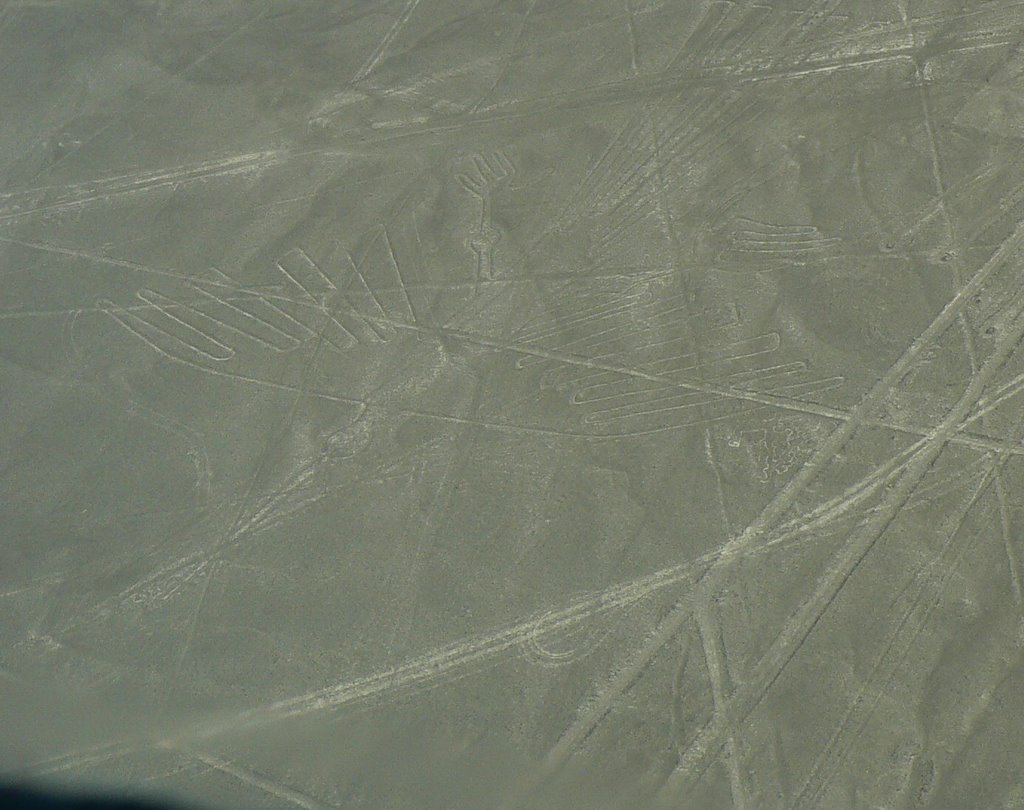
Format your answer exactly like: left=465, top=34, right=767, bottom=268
left=657, top=229, right=1024, bottom=800
left=29, top=274, right=1024, bottom=773
left=773, top=12, right=1024, bottom=804
left=18, top=3, right=277, bottom=189
left=351, top=0, right=423, bottom=83
left=789, top=411, right=1024, bottom=810
left=651, top=11, right=1024, bottom=784
left=157, top=744, right=332, bottom=810
left=531, top=1, right=869, bottom=794
left=329, top=33, right=1008, bottom=159
left=0, top=13, right=983, bottom=209
left=19, top=384, right=949, bottom=776
left=533, top=202, right=1024, bottom=796
left=0, top=14, right=1008, bottom=221
left=628, top=13, right=754, bottom=804
left=613, top=5, right=753, bottom=802
left=154, top=319, right=336, bottom=721
left=10, top=218, right=1018, bottom=455
left=23, top=213, right=1024, bottom=763
left=15, top=367, right=1017, bottom=781
left=401, top=321, right=1024, bottom=456
left=13, top=9, right=1024, bottom=790
left=899, top=0, right=1024, bottom=615
left=157, top=161, right=1024, bottom=774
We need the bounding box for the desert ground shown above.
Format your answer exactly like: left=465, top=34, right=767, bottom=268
left=3, top=1, right=1024, bottom=808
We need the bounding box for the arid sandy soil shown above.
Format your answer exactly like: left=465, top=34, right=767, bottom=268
left=3, top=1, right=1024, bottom=808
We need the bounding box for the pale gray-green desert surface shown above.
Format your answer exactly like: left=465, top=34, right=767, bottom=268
left=2, top=1, right=1024, bottom=808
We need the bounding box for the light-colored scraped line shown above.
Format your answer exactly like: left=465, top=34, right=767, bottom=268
left=13, top=271, right=1024, bottom=455
left=790, top=435, right=1023, bottom=807
left=719, top=214, right=1024, bottom=548
left=16, top=390, right=1012, bottom=779
left=656, top=230, right=1024, bottom=801
left=404, top=321, right=1024, bottom=456
left=695, top=601, right=749, bottom=809
left=171, top=563, right=712, bottom=743
left=70, top=282, right=1024, bottom=630
left=18, top=220, right=1024, bottom=785
left=352, top=0, right=422, bottom=82
left=121, top=440, right=917, bottom=754
left=537, top=214, right=1024, bottom=787
left=159, top=744, right=332, bottom=810
left=165, top=390, right=1000, bottom=747
left=0, top=151, right=284, bottom=224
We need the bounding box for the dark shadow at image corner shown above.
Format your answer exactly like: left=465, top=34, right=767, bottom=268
left=0, top=784, right=200, bottom=810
